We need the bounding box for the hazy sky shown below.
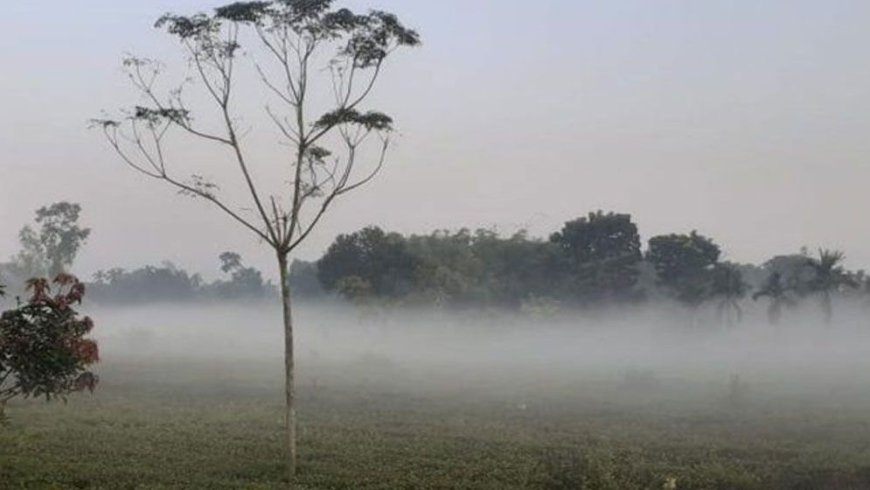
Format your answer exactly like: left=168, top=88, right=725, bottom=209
left=2, top=0, right=869, bottom=280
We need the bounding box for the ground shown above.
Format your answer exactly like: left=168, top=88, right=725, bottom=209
left=2, top=357, right=870, bottom=489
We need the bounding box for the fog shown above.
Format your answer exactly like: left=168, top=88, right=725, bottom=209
left=87, top=300, right=870, bottom=407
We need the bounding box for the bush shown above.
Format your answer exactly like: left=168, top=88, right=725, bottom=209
left=0, top=274, right=99, bottom=420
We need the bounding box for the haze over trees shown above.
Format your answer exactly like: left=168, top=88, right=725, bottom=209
left=3, top=199, right=865, bottom=331
left=2, top=203, right=90, bottom=289
left=92, top=0, right=420, bottom=477
left=804, top=249, right=859, bottom=324
left=307, top=213, right=868, bottom=327
left=88, top=252, right=277, bottom=304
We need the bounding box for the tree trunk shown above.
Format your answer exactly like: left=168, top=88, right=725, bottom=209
left=277, top=253, right=297, bottom=480
left=822, top=292, right=833, bottom=326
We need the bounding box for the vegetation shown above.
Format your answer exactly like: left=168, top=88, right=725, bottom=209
left=88, top=253, right=276, bottom=304
left=752, top=272, right=797, bottom=325
left=3, top=359, right=870, bottom=489
left=93, top=0, right=420, bottom=477
left=804, top=249, right=859, bottom=324
left=1, top=1, right=865, bottom=488
left=1, top=202, right=90, bottom=293
left=4, top=201, right=866, bottom=327
left=646, top=231, right=721, bottom=309
left=311, top=218, right=869, bottom=326
left=0, top=275, right=99, bottom=420
left=550, top=211, right=643, bottom=303
left=709, top=263, right=749, bottom=327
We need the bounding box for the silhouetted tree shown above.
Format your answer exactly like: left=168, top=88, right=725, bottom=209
left=471, top=230, right=563, bottom=306
left=89, top=263, right=203, bottom=304
left=709, top=263, right=748, bottom=327
left=550, top=211, right=642, bottom=302
left=763, top=253, right=815, bottom=297
left=752, top=272, right=797, bottom=325
left=400, top=228, right=561, bottom=307
left=219, top=252, right=243, bottom=274
left=94, top=3, right=419, bottom=473
left=11, top=203, right=90, bottom=279
left=646, top=231, right=720, bottom=312
left=804, top=249, right=858, bottom=324
left=213, top=252, right=271, bottom=300
left=318, top=227, right=419, bottom=298
left=406, top=229, right=485, bottom=304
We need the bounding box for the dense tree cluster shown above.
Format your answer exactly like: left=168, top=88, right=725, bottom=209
left=88, top=254, right=276, bottom=304
left=306, top=211, right=867, bottom=324
left=311, top=212, right=652, bottom=308
left=3, top=203, right=867, bottom=325
left=1, top=203, right=90, bottom=292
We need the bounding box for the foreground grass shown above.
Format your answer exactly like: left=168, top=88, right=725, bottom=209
left=3, top=359, right=870, bottom=489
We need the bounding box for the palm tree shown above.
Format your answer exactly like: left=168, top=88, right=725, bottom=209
left=710, top=263, right=748, bottom=328
left=752, top=272, right=797, bottom=325
left=804, top=249, right=858, bottom=324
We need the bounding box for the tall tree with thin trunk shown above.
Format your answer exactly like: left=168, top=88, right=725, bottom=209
left=13, top=202, right=91, bottom=279
left=93, top=0, right=419, bottom=479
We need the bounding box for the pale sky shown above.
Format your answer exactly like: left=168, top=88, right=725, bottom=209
left=2, top=1, right=869, bottom=280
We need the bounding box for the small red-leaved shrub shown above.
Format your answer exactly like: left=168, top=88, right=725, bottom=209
left=0, top=274, right=99, bottom=419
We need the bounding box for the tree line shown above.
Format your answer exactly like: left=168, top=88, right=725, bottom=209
left=300, top=211, right=869, bottom=325
left=0, top=203, right=276, bottom=304
left=3, top=204, right=868, bottom=325
left=88, top=252, right=276, bottom=304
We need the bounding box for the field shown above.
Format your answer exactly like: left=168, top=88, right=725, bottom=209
left=4, top=352, right=870, bottom=490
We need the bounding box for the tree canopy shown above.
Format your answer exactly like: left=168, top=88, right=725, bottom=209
left=646, top=231, right=721, bottom=307
left=10, top=203, right=90, bottom=280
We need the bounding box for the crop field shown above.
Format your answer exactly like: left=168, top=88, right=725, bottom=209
left=3, top=354, right=870, bottom=490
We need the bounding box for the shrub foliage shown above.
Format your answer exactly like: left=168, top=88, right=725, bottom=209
left=0, top=274, right=99, bottom=417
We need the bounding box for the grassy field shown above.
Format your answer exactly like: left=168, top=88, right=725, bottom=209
left=3, top=357, right=870, bottom=489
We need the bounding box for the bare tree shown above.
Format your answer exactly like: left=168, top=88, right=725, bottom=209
left=93, top=0, right=419, bottom=479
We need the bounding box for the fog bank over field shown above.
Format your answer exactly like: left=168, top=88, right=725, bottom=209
left=88, top=301, right=870, bottom=399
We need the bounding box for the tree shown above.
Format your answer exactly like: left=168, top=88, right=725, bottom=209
left=219, top=252, right=244, bottom=274
left=470, top=229, right=563, bottom=307
left=12, top=202, right=91, bottom=279
left=94, top=1, right=419, bottom=477
left=752, top=272, right=797, bottom=326
left=646, top=231, right=720, bottom=310
left=804, top=249, right=858, bottom=324
left=0, top=275, right=99, bottom=420
left=214, top=252, right=271, bottom=300
left=709, top=263, right=748, bottom=327
left=318, top=226, right=419, bottom=298
left=406, top=229, right=486, bottom=305
left=89, top=263, right=203, bottom=304
left=287, top=260, right=324, bottom=298
left=763, top=253, right=816, bottom=297
left=550, top=211, right=642, bottom=302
